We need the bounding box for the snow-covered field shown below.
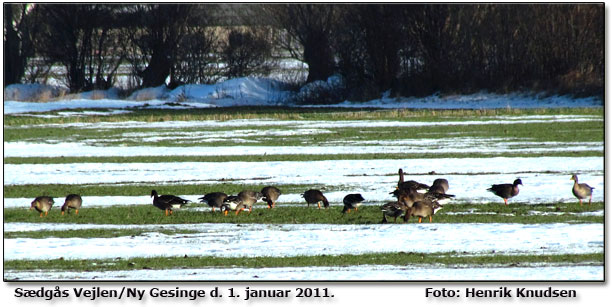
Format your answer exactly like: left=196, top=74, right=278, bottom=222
left=3, top=78, right=604, bottom=281
left=2, top=157, right=604, bottom=206
left=5, top=223, right=603, bottom=261
left=4, top=222, right=604, bottom=281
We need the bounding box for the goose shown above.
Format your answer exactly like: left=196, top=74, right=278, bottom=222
left=31, top=196, right=54, bottom=217
left=342, top=193, right=365, bottom=214
left=423, top=191, right=455, bottom=205
left=571, top=174, right=594, bottom=206
left=391, top=188, right=455, bottom=207
left=198, top=192, right=228, bottom=212
left=302, top=189, right=329, bottom=209
left=487, top=179, right=522, bottom=205
left=238, top=190, right=263, bottom=212
left=397, top=168, right=429, bottom=192
left=381, top=201, right=409, bottom=223
left=429, top=178, right=449, bottom=194
left=261, top=186, right=281, bottom=209
left=407, top=199, right=443, bottom=223
left=61, top=194, right=82, bottom=215
left=221, top=195, right=249, bottom=216
left=151, top=190, right=189, bottom=216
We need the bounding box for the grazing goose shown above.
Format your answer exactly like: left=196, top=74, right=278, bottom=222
left=571, top=174, right=594, bottom=206
left=151, top=190, right=189, bottom=216
left=261, top=186, right=281, bottom=209
left=61, top=194, right=82, bottom=215
left=381, top=201, right=410, bottom=223
left=487, top=179, right=522, bottom=205
left=31, top=196, right=54, bottom=217
left=198, top=192, right=228, bottom=212
left=407, top=199, right=443, bottom=223
left=391, top=188, right=455, bottom=207
left=391, top=188, right=420, bottom=208
left=238, top=190, right=263, bottom=212
left=221, top=195, right=249, bottom=216
left=423, top=191, right=455, bottom=205
left=397, top=168, right=430, bottom=192
left=302, top=189, right=329, bottom=209
left=342, top=193, right=365, bottom=214
left=429, top=178, right=449, bottom=194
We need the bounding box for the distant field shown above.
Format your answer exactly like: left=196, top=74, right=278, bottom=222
left=3, top=106, right=603, bottom=126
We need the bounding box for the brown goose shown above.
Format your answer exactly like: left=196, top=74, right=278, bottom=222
left=391, top=188, right=420, bottom=208
left=487, top=179, right=522, bottom=205
left=407, top=199, right=443, bottom=223
left=198, top=192, right=228, bottom=212
left=237, top=190, right=263, bottom=212
left=61, top=194, right=82, bottom=215
left=221, top=195, right=249, bottom=215
left=571, top=174, right=594, bottom=206
left=261, top=186, right=281, bottom=209
left=342, top=193, right=365, bottom=214
left=391, top=188, right=454, bottom=207
left=302, top=189, right=329, bottom=209
left=429, top=178, right=449, bottom=194
left=31, top=196, right=54, bottom=217
left=381, top=200, right=410, bottom=223
left=151, top=190, right=189, bottom=216
left=397, top=168, right=430, bottom=192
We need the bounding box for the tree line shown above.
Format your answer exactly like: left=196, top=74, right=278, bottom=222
left=4, top=3, right=603, bottom=102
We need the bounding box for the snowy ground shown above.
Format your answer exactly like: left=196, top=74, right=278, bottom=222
left=5, top=264, right=603, bottom=281
left=4, top=222, right=604, bottom=260
left=3, top=78, right=604, bottom=281
left=3, top=157, right=604, bottom=206
left=3, top=78, right=603, bottom=114
left=4, top=222, right=604, bottom=281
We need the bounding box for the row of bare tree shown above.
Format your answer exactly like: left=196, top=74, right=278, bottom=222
left=4, top=3, right=603, bottom=100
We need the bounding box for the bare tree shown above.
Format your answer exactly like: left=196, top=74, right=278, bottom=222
left=3, top=4, right=41, bottom=85
left=261, top=4, right=338, bottom=83
left=34, top=4, right=125, bottom=92
left=124, top=4, right=219, bottom=88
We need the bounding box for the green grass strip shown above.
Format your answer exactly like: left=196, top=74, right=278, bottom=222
left=3, top=252, right=603, bottom=272
left=4, top=116, right=603, bottom=146
left=3, top=151, right=604, bottom=165
left=4, top=203, right=604, bottom=225
left=3, top=106, right=603, bottom=126
left=3, top=183, right=315, bottom=198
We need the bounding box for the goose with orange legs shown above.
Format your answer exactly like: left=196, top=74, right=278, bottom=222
left=261, top=186, right=281, bottom=209
left=406, top=199, right=443, bottom=223
left=61, top=194, right=82, bottom=215
left=198, top=192, right=228, bottom=212
left=31, top=196, right=54, bottom=217
left=151, top=190, right=189, bottom=216
left=221, top=195, right=249, bottom=216
left=342, top=193, right=365, bottom=214
left=487, top=179, right=522, bottom=205
left=237, top=190, right=263, bottom=213
left=302, top=189, right=329, bottom=209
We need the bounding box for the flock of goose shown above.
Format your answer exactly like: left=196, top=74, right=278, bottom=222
left=29, top=168, right=595, bottom=223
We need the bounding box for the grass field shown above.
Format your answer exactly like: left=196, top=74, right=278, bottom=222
left=3, top=106, right=604, bottom=280
left=3, top=202, right=605, bottom=226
